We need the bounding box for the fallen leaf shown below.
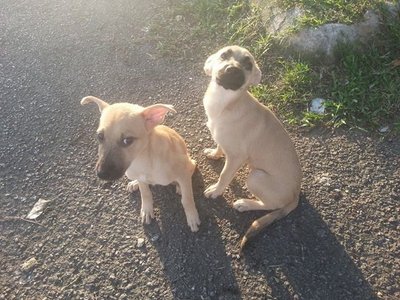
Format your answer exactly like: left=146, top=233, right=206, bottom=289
left=26, top=198, right=52, bottom=220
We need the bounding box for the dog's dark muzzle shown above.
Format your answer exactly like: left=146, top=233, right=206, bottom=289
left=96, top=159, right=125, bottom=181
left=216, top=65, right=245, bottom=90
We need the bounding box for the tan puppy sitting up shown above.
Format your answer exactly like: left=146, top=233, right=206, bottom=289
left=202, top=46, right=302, bottom=250
left=81, top=96, right=200, bottom=232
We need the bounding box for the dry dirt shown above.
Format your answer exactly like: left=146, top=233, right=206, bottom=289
left=1, top=1, right=399, bottom=299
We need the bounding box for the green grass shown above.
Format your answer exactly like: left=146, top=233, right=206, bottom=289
left=251, top=60, right=314, bottom=120
left=326, top=46, right=400, bottom=128
left=151, top=0, right=400, bottom=131
left=280, top=0, right=386, bottom=27
left=149, top=0, right=232, bottom=57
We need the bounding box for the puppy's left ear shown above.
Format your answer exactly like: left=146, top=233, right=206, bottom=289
left=142, top=104, right=177, bottom=130
left=249, top=61, right=262, bottom=85
left=203, top=53, right=216, bottom=76
left=81, top=96, right=109, bottom=113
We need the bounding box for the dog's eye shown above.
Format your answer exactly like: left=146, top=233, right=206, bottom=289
left=121, top=137, right=135, bottom=147
left=220, top=49, right=232, bottom=60
left=97, top=132, right=105, bottom=143
left=241, top=56, right=253, bottom=71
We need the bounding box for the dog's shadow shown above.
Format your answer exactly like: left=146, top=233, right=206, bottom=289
left=130, top=167, right=242, bottom=300
left=128, top=163, right=377, bottom=299
left=200, top=156, right=377, bottom=298
left=230, top=193, right=378, bottom=300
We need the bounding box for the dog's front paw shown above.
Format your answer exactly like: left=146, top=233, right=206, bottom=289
left=204, top=183, right=223, bottom=199
left=126, top=180, right=139, bottom=192
left=186, top=211, right=201, bottom=232
left=204, top=148, right=224, bottom=160
left=140, top=205, right=154, bottom=224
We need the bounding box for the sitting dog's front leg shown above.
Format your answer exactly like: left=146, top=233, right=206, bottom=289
left=138, top=181, right=154, bottom=224
left=177, top=176, right=200, bottom=232
left=126, top=179, right=139, bottom=192
left=204, top=144, right=224, bottom=160
left=204, top=155, right=243, bottom=198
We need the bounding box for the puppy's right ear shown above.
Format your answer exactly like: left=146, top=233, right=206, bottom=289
left=203, top=53, right=216, bottom=76
left=141, top=104, right=176, bottom=130
left=80, top=96, right=109, bottom=113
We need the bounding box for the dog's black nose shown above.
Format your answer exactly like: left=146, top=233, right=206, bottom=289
left=96, top=169, right=109, bottom=180
left=96, top=162, right=124, bottom=181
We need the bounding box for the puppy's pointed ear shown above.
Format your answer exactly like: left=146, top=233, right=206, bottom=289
left=249, top=61, right=262, bottom=85
left=141, top=104, right=176, bottom=130
left=203, top=53, right=216, bottom=76
left=81, top=96, right=109, bottom=113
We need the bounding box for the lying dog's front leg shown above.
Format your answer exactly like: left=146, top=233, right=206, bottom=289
left=176, top=176, right=200, bottom=232
left=138, top=181, right=154, bottom=224
left=204, top=144, right=224, bottom=160
left=204, top=155, right=243, bottom=198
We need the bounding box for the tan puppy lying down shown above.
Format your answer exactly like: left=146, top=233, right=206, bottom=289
left=202, top=46, right=302, bottom=250
left=81, top=96, right=200, bottom=232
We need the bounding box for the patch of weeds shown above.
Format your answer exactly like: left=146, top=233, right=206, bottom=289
left=149, top=0, right=234, bottom=58
left=326, top=48, right=400, bottom=129
left=150, top=0, right=271, bottom=60
left=226, top=2, right=272, bottom=58
left=151, top=0, right=400, bottom=131
left=251, top=60, right=315, bottom=124
left=252, top=2, right=400, bottom=129
left=280, top=0, right=385, bottom=27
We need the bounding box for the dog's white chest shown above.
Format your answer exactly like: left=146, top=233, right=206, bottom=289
left=203, top=82, right=240, bottom=140
left=125, top=159, right=171, bottom=186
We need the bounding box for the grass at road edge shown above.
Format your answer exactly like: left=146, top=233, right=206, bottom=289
left=151, top=0, right=400, bottom=132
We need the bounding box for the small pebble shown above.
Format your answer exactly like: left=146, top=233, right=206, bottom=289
left=21, top=257, right=38, bottom=271
left=137, top=238, right=145, bottom=248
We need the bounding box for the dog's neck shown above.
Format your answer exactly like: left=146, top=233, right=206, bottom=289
left=203, top=81, right=247, bottom=119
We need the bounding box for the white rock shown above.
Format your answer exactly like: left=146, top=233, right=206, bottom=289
left=137, top=238, right=145, bottom=248
left=252, top=0, right=398, bottom=62
left=309, top=98, right=326, bottom=114
left=378, top=126, right=389, bottom=133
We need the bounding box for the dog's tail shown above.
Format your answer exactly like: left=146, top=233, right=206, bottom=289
left=239, top=201, right=298, bottom=253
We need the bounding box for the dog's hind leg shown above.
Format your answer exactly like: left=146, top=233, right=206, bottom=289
left=233, top=169, right=299, bottom=251
left=204, top=144, right=224, bottom=160
left=233, top=169, right=295, bottom=212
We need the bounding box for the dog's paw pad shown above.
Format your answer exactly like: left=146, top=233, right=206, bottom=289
left=233, top=199, right=249, bottom=212
left=187, top=213, right=201, bottom=232
left=203, top=148, right=223, bottom=160
left=204, top=183, right=222, bottom=199
left=141, top=207, right=154, bottom=224
left=127, top=180, right=139, bottom=192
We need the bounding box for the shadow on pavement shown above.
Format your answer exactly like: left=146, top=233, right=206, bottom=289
left=240, top=194, right=378, bottom=300
left=141, top=168, right=242, bottom=300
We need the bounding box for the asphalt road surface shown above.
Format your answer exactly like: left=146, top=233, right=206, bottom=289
left=1, top=1, right=399, bottom=299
